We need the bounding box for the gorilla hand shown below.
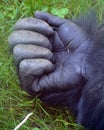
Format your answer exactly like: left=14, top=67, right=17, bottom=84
left=8, top=14, right=85, bottom=99
left=8, top=17, right=55, bottom=95
left=8, top=13, right=87, bottom=101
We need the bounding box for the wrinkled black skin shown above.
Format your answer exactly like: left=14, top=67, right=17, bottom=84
left=35, top=12, right=104, bottom=130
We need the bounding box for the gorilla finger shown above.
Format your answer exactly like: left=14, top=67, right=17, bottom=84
left=14, top=17, right=53, bottom=36
left=35, top=11, right=69, bottom=27
left=8, top=30, right=52, bottom=50
left=19, top=59, right=55, bottom=93
left=13, top=44, right=53, bottom=66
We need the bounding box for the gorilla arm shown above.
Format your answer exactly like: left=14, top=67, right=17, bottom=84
left=8, top=11, right=104, bottom=130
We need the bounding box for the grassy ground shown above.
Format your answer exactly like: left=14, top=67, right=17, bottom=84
left=0, top=0, right=104, bottom=130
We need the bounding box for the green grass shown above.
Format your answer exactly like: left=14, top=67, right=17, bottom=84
left=0, top=0, right=104, bottom=130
